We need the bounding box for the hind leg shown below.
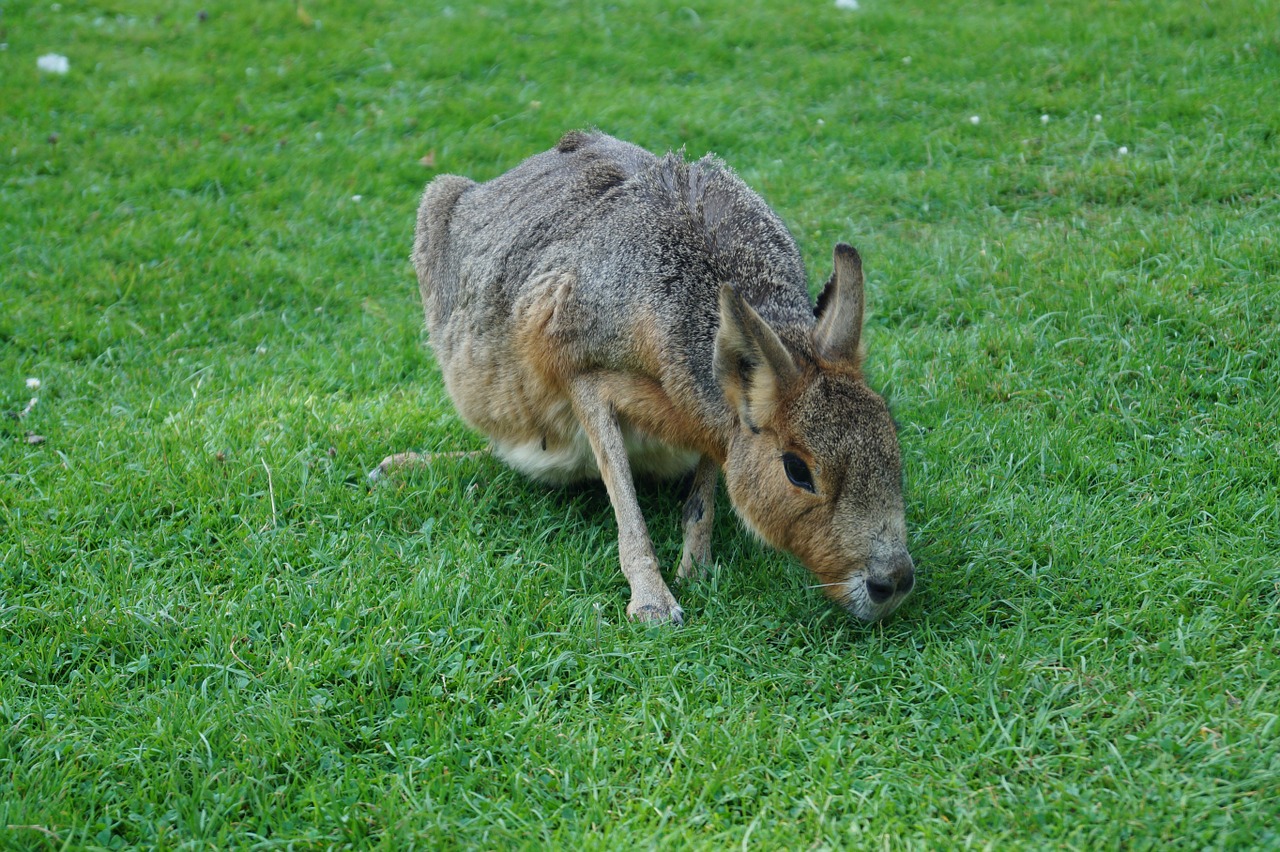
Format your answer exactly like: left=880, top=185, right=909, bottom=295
left=366, top=450, right=487, bottom=484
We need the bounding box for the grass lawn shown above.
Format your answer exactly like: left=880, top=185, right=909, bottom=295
left=2, top=0, right=1278, bottom=847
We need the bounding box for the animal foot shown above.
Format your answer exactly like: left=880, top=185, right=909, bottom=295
left=367, top=452, right=423, bottom=485
left=676, top=553, right=709, bottom=583
left=369, top=449, right=487, bottom=485
left=627, top=598, right=685, bottom=626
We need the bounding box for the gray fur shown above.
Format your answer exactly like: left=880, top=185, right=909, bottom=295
left=383, top=130, right=914, bottom=624
left=414, top=131, right=813, bottom=430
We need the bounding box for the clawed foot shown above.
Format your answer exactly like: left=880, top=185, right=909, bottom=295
left=367, top=451, right=426, bottom=485
left=627, top=593, right=685, bottom=626
left=367, top=449, right=487, bottom=485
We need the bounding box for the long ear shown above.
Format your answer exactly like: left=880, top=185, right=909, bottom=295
left=714, top=284, right=798, bottom=431
left=813, top=243, right=865, bottom=366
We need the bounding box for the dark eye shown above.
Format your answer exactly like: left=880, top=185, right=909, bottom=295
left=782, top=453, right=815, bottom=493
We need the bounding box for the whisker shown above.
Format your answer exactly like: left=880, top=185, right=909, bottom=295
left=806, top=581, right=846, bottom=590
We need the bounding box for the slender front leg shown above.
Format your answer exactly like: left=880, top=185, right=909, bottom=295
left=677, top=455, right=718, bottom=581
left=570, top=376, right=683, bottom=625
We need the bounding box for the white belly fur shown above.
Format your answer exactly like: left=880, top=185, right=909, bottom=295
left=495, top=425, right=699, bottom=486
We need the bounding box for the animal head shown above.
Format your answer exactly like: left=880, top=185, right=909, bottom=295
left=714, top=244, right=914, bottom=621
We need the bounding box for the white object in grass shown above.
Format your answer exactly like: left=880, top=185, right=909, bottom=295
left=969, top=115, right=981, bottom=125
left=26, top=378, right=41, bottom=390
left=835, top=0, right=859, bottom=9
left=37, top=53, right=69, bottom=74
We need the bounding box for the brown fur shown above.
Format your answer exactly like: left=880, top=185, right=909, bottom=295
left=373, top=131, right=914, bottom=623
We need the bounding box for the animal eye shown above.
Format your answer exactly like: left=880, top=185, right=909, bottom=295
left=782, top=453, right=815, bottom=493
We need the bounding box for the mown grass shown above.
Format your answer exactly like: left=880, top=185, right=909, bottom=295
left=2, top=0, right=1278, bottom=848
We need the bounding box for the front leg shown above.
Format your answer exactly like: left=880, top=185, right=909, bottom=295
left=678, top=455, right=718, bottom=581
left=570, top=375, right=683, bottom=625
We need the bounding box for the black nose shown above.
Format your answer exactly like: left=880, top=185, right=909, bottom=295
left=865, top=578, right=896, bottom=604
left=866, top=564, right=914, bottom=604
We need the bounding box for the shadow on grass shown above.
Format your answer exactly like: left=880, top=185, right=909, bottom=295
left=365, top=449, right=1005, bottom=648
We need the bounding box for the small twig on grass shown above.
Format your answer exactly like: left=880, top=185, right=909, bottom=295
left=261, top=459, right=277, bottom=531
left=6, top=825, right=62, bottom=843
left=230, top=637, right=259, bottom=676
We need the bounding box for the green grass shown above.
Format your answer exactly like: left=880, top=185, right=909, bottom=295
left=2, top=0, right=1278, bottom=847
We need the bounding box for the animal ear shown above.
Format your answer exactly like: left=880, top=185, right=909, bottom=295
left=714, top=284, right=798, bottom=430
left=813, top=243, right=865, bottom=366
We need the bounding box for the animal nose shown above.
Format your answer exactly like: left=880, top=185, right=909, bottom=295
left=865, top=577, right=896, bottom=604
left=865, top=558, right=914, bottom=604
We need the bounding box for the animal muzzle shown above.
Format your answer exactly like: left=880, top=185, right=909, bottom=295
left=850, top=548, right=915, bottom=620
